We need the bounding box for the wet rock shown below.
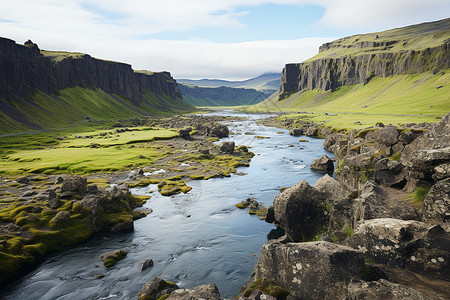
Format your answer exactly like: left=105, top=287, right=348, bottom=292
left=248, top=241, right=365, bottom=300
left=265, top=206, right=275, bottom=223
left=167, top=283, right=222, bottom=300
left=111, top=221, right=134, bottom=232
left=345, top=279, right=433, bottom=300
left=289, top=128, right=303, bottom=136
left=220, top=141, right=235, bottom=154
left=100, top=249, right=127, bottom=268
left=273, top=180, right=328, bottom=242
left=310, top=155, right=334, bottom=171
left=138, top=277, right=179, bottom=300
left=141, top=259, right=154, bottom=271
left=422, top=178, right=450, bottom=231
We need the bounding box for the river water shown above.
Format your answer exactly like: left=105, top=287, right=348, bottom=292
left=2, top=112, right=333, bottom=299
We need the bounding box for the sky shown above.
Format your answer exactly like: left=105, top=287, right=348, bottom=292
left=1, top=0, right=449, bottom=80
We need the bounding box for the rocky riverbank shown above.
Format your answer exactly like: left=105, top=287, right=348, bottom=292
left=137, top=113, right=449, bottom=300
left=0, top=114, right=254, bottom=286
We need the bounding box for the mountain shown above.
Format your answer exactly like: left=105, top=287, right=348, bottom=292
left=178, top=84, right=272, bottom=107
left=177, top=72, right=281, bottom=93
left=253, top=18, right=450, bottom=117
left=0, top=38, right=194, bottom=134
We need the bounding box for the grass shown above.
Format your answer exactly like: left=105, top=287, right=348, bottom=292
left=0, top=126, right=179, bottom=175
left=411, top=187, right=430, bottom=203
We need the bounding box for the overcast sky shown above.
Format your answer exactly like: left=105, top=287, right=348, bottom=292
left=1, top=0, right=449, bottom=80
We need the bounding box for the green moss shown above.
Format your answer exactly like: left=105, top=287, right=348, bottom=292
left=299, top=139, right=309, bottom=142
left=350, top=145, right=361, bottom=152
left=157, top=295, right=170, bottom=300
left=330, top=233, right=338, bottom=243
left=243, top=278, right=290, bottom=300
left=355, top=128, right=379, bottom=138
left=389, top=152, right=402, bottom=161
left=235, top=203, right=248, bottom=209
left=343, top=224, right=354, bottom=237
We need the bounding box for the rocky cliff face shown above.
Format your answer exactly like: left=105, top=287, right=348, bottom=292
left=279, top=19, right=450, bottom=100
left=0, top=37, right=182, bottom=104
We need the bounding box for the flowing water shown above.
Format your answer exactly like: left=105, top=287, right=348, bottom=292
left=2, top=112, right=333, bottom=299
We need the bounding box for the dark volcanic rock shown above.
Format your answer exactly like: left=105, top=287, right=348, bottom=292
left=289, top=128, right=303, bottom=136
left=209, top=124, right=229, bottom=138
left=310, top=155, right=334, bottom=171
left=60, top=175, right=88, bottom=197
left=272, top=181, right=328, bottom=242
left=373, top=158, right=406, bottom=188
left=248, top=241, right=365, bottom=300
left=422, top=178, right=450, bottom=231
left=220, top=141, right=235, bottom=154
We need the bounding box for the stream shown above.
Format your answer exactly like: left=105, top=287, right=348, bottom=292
left=1, top=112, right=334, bottom=299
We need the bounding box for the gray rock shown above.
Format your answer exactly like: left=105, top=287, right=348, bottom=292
left=273, top=180, right=327, bottom=241
left=167, top=283, right=222, bottom=300
left=374, top=158, right=406, bottom=188
left=310, top=155, right=334, bottom=171
left=209, top=124, right=229, bottom=138
left=372, top=126, right=399, bottom=147
left=140, top=259, right=154, bottom=271
left=220, top=141, right=235, bottom=154
left=49, top=211, right=71, bottom=229
left=289, top=128, right=303, bottom=136
left=60, top=175, right=88, bottom=197
left=138, top=277, right=179, bottom=300
left=249, top=241, right=365, bottom=300
left=178, top=128, right=192, bottom=139
left=345, top=279, right=433, bottom=300
left=422, top=178, right=450, bottom=231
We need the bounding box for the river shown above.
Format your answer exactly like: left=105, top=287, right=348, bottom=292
left=1, top=112, right=334, bottom=299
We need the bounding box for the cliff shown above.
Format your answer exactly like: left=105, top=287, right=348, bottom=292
left=279, top=18, right=450, bottom=99
left=178, top=84, right=271, bottom=107
left=0, top=37, right=192, bottom=133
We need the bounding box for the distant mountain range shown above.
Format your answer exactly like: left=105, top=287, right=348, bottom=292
left=177, top=73, right=281, bottom=93
left=177, top=73, right=280, bottom=107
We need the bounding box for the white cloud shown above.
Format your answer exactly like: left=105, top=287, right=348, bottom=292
left=1, top=0, right=448, bottom=79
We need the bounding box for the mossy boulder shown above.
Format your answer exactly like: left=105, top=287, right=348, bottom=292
left=138, top=277, right=178, bottom=300
left=49, top=211, right=71, bottom=229
left=100, top=249, right=127, bottom=268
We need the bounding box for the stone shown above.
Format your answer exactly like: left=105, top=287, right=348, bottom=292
left=372, top=126, right=399, bottom=147
left=55, top=176, right=64, bottom=184
left=432, top=163, right=450, bottom=181
left=141, top=259, right=154, bottom=271
left=248, top=241, right=365, bottom=300
left=167, top=283, right=222, bottom=300
left=220, top=141, right=235, bottom=154
left=289, top=128, right=303, bottom=136
left=178, top=128, right=192, bottom=139
left=313, top=174, right=348, bottom=200
left=209, top=124, right=229, bottom=138
left=373, top=158, right=406, bottom=188
left=48, top=197, right=63, bottom=209
left=49, top=211, right=71, bottom=229
left=398, top=130, right=415, bottom=144
left=345, top=279, right=433, bottom=300
left=422, top=178, right=450, bottom=231
left=100, top=249, right=128, bottom=268
left=272, top=181, right=328, bottom=241
left=310, top=155, right=334, bottom=171
left=17, top=176, right=30, bottom=184
left=60, top=176, right=88, bottom=197
left=265, top=206, right=275, bottom=223
left=138, top=277, right=179, bottom=300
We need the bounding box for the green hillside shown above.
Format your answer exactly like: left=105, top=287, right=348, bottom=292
left=250, top=70, right=450, bottom=128
left=0, top=87, right=194, bottom=135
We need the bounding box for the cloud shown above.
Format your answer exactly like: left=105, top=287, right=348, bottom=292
left=1, top=0, right=448, bottom=79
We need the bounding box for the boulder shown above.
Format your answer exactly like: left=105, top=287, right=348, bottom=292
left=167, top=283, right=222, bottom=300
left=209, top=124, right=229, bottom=138
left=371, top=126, right=399, bottom=147
left=313, top=174, right=349, bottom=200
left=289, top=128, right=303, bottom=136
left=138, top=277, right=179, bottom=300
left=373, top=158, right=406, bottom=188
left=220, top=141, right=235, bottom=154
left=248, top=241, right=365, bottom=300
left=422, top=178, right=450, bottom=231
left=272, top=181, right=328, bottom=241
left=178, top=128, right=192, bottom=140
left=140, top=259, right=154, bottom=271
left=345, top=279, right=433, bottom=300
left=100, top=249, right=127, bottom=268
left=310, top=155, right=334, bottom=171
left=60, top=176, right=88, bottom=198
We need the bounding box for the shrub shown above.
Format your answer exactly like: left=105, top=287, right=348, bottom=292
left=412, top=187, right=430, bottom=203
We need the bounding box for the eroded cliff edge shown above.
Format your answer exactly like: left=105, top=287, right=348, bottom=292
left=279, top=18, right=450, bottom=99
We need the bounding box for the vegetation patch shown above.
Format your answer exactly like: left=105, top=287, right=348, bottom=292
left=410, top=186, right=430, bottom=203
left=243, top=277, right=291, bottom=300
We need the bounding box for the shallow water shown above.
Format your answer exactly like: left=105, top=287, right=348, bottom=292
left=2, top=112, right=333, bottom=299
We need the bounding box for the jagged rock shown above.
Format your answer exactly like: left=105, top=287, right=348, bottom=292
left=220, top=141, right=235, bottom=153
left=140, top=259, right=154, bottom=271
left=209, top=124, right=229, bottom=138
left=371, top=126, right=399, bottom=147
left=398, top=130, right=415, bottom=144
left=272, top=181, right=328, bottom=241
left=310, top=155, right=334, bottom=171
left=48, top=197, right=63, bottom=209
left=167, top=283, right=222, bottom=300
left=248, top=241, right=365, bottom=300
left=345, top=279, right=433, bottom=300
left=289, top=128, right=303, bottom=136
left=265, top=206, right=275, bottom=223
left=49, top=211, right=71, bottom=229
left=138, top=277, right=179, bottom=300
left=55, top=176, right=64, bottom=184
left=373, top=158, right=406, bottom=188
left=313, top=174, right=348, bottom=200
left=432, top=163, right=450, bottom=181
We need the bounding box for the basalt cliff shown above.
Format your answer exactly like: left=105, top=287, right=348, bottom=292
left=0, top=38, right=193, bottom=133
left=279, top=18, right=450, bottom=99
